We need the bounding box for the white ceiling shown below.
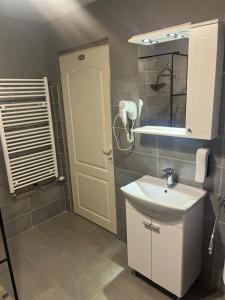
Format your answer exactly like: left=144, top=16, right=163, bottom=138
left=0, top=0, right=96, bottom=22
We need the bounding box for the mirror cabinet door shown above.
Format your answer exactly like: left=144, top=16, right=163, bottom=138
left=186, top=22, right=224, bottom=139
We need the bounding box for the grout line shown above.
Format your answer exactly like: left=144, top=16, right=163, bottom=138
left=4, top=211, right=31, bottom=225
left=157, top=154, right=196, bottom=164
left=156, top=135, right=159, bottom=177
left=219, top=138, right=225, bottom=195
left=29, top=198, right=65, bottom=213
left=114, top=167, right=145, bottom=177
left=7, top=211, right=68, bottom=242
left=5, top=198, right=65, bottom=225
left=116, top=147, right=197, bottom=164
left=127, top=149, right=157, bottom=158
left=32, top=211, right=68, bottom=234
left=13, top=248, right=58, bottom=292
left=27, top=190, right=34, bottom=228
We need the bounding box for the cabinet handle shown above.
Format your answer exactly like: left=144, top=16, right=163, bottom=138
left=150, top=224, right=160, bottom=230
left=143, top=220, right=160, bottom=231
left=143, top=220, right=151, bottom=227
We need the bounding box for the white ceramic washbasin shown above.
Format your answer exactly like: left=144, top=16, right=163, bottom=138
left=121, top=175, right=206, bottom=215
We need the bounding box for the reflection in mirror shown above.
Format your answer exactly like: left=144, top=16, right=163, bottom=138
left=138, top=39, right=188, bottom=128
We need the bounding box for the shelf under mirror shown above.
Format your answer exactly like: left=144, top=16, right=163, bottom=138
left=132, top=126, right=188, bottom=138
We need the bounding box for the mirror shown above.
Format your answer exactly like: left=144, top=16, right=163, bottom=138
left=138, top=39, right=188, bottom=128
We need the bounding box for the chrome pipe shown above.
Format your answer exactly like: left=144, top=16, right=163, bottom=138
left=208, top=195, right=225, bottom=255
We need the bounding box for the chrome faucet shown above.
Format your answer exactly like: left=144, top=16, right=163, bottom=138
left=162, top=168, right=175, bottom=187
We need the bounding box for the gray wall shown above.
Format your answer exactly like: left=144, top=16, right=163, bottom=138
left=46, top=0, right=225, bottom=292
left=0, top=15, right=54, bottom=78
left=0, top=15, right=66, bottom=237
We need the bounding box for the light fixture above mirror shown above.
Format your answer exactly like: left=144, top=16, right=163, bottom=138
left=129, top=23, right=191, bottom=46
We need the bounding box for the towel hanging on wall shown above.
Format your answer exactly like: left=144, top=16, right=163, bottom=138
left=0, top=77, right=58, bottom=195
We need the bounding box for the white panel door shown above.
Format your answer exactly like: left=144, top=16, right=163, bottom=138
left=59, top=44, right=117, bottom=233
left=126, top=201, right=152, bottom=279
left=151, top=218, right=183, bottom=296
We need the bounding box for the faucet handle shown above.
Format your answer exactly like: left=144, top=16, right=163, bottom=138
left=162, top=168, right=174, bottom=175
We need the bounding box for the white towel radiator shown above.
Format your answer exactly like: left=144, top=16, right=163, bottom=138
left=0, top=77, right=59, bottom=194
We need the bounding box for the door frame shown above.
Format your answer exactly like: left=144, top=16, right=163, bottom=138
left=58, top=38, right=109, bottom=56
left=57, top=40, right=117, bottom=233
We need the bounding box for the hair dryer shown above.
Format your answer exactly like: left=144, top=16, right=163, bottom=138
left=119, top=100, right=138, bottom=127
left=113, top=99, right=143, bottom=151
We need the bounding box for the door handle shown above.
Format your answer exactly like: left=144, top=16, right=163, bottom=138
left=102, top=149, right=112, bottom=155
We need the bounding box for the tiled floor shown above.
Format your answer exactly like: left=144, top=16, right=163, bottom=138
left=0, top=212, right=223, bottom=300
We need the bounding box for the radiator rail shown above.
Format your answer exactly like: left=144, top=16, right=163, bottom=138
left=0, top=77, right=59, bottom=194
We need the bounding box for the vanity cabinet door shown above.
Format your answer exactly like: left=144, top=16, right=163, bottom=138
left=151, top=219, right=183, bottom=296
left=126, top=202, right=152, bottom=279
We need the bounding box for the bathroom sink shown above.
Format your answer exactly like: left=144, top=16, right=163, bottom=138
left=120, top=175, right=206, bottom=215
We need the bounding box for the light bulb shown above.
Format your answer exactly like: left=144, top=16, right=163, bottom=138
left=167, top=33, right=176, bottom=37
left=143, top=38, right=151, bottom=44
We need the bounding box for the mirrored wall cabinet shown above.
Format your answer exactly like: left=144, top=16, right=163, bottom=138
left=130, top=19, right=224, bottom=139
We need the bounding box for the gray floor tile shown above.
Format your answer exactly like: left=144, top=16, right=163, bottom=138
left=49, top=225, right=106, bottom=262
left=64, top=258, right=125, bottom=300
left=61, top=266, right=104, bottom=300
left=0, top=239, right=6, bottom=261
left=0, top=253, right=54, bottom=300
left=35, top=284, right=73, bottom=300
left=33, top=247, right=87, bottom=288
left=68, top=237, right=105, bottom=262
left=90, top=225, right=117, bottom=246
left=37, top=212, right=97, bottom=238
left=8, top=228, right=52, bottom=258
left=112, top=269, right=153, bottom=299
left=4, top=214, right=32, bottom=239
left=87, top=255, right=125, bottom=288
left=0, top=263, right=13, bottom=297
left=86, top=284, right=134, bottom=300
left=135, top=279, right=172, bottom=300
left=36, top=212, right=76, bottom=237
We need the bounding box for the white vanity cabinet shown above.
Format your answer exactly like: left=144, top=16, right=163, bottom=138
left=126, top=199, right=204, bottom=298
